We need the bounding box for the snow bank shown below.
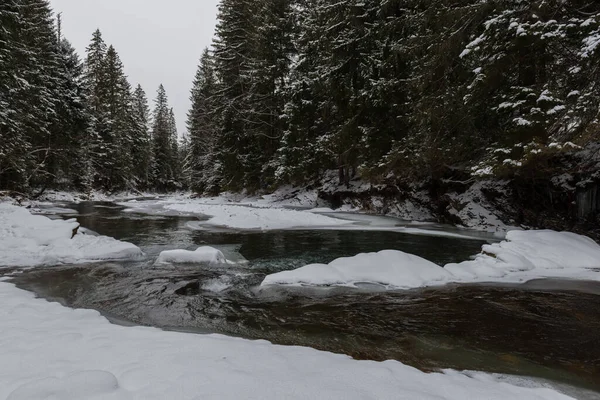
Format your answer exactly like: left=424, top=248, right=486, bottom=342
left=0, top=282, right=573, bottom=400
left=0, top=204, right=143, bottom=268
left=123, top=199, right=353, bottom=230
left=445, top=230, right=600, bottom=282
left=262, top=230, right=600, bottom=289
left=262, top=250, right=453, bottom=289
left=123, top=198, right=484, bottom=239
left=155, top=246, right=227, bottom=265
left=164, top=202, right=353, bottom=230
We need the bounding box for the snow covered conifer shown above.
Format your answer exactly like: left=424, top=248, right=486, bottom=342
left=212, top=0, right=258, bottom=191
left=151, top=84, right=177, bottom=191
left=131, top=84, right=152, bottom=188
left=0, top=0, right=30, bottom=190
left=187, top=48, right=221, bottom=194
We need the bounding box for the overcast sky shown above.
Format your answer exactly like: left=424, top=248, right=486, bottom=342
left=49, top=0, right=220, bottom=136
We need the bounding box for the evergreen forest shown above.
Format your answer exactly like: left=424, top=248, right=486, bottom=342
left=2, top=0, right=600, bottom=230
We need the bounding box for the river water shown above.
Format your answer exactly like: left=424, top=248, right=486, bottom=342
left=6, top=200, right=600, bottom=398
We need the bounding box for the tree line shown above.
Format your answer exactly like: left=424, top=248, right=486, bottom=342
left=2, top=0, right=600, bottom=196
left=0, top=0, right=183, bottom=193
left=186, top=0, right=600, bottom=195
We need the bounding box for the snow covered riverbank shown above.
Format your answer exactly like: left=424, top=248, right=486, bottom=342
left=262, top=230, right=600, bottom=289
left=0, top=281, right=576, bottom=400
left=117, top=196, right=489, bottom=240
left=0, top=204, right=142, bottom=268
left=119, top=196, right=354, bottom=231
left=10, top=184, right=516, bottom=235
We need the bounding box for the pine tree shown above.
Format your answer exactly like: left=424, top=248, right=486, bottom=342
left=17, top=0, right=63, bottom=188
left=83, top=29, right=110, bottom=188
left=168, top=107, right=180, bottom=184
left=103, top=44, right=135, bottom=189
left=276, top=0, right=332, bottom=184
left=0, top=0, right=30, bottom=190
left=179, top=131, right=191, bottom=188
left=151, top=84, right=175, bottom=191
left=317, top=0, right=379, bottom=186
left=212, top=0, right=259, bottom=191
left=131, top=84, right=152, bottom=188
left=51, top=36, right=91, bottom=189
left=244, top=0, right=295, bottom=188
left=187, top=48, right=220, bottom=193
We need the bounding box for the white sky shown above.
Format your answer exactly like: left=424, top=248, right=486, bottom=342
left=49, top=0, right=220, bottom=136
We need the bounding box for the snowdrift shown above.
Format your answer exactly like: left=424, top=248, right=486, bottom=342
left=262, top=250, right=453, bottom=289
left=0, top=204, right=143, bottom=267
left=446, top=230, right=600, bottom=281
left=262, top=230, right=600, bottom=289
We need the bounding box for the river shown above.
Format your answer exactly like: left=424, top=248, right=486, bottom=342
left=5, top=200, right=600, bottom=399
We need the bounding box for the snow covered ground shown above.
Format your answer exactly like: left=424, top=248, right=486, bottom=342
left=7, top=177, right=521, bottom=234
left=0, top=204, right=143, bottom=268
left=0, top=281, right=576, bottom=400
left=262, top=230, right=600, bottom=289
left=444, top=180, right=517, bottom=232
left=120, top=197, right=365, bottom=230
left=10, top=181, right=515, bottom=234
left=119, top=197, right=490, bottom=240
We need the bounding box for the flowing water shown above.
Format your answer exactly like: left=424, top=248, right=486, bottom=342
left=5, top=201, right=600, bottom=398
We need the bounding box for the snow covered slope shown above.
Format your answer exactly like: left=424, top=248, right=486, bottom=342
left=0, top=204, right=143, bottom=267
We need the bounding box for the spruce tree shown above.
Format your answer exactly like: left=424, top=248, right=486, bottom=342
left=151, top=84, right=175, bottom=191
left=51, top=36, right=91, bottom=189
left=168, top=107, right=180, bottom=184
left=187, top=48, right=220, bottom=193
left=212, top=0, right=259, bottom=191
left=83, top=29, right=110, bottom=188
left=103, top=45, right=135, bottom=189
left=276, top=0, right=331, bottom=184
left=0, top=0, right=30, bottom=190
left=18, top=0, right=63, bottom=188
left=244, top=0, right=295, bottom=188
left=131, top=84, right=152, bottom=188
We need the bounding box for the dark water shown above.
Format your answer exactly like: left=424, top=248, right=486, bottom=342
left=7, top=201, right=600, bottom=397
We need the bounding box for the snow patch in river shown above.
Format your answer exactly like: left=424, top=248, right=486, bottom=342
left=262, top=230, right=600, bottom=289
left=262, top=250, right=453, bottom=289
left=155, top=246, right=227, bottom=265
